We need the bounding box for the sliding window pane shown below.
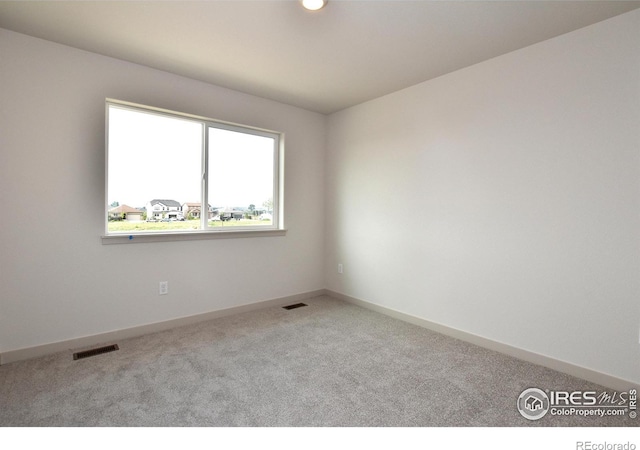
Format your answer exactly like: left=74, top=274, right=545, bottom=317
left=107, top=106, right=202, bottom=233
left=207, top=127, right=275, bottom=228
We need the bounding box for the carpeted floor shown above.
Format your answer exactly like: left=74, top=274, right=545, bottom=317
left=0, top=296, right=635, bottom=426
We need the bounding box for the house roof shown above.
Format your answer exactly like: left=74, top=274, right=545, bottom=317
left=109, top=204, right=142, bottom=214
left=149, top=199, right=181, bottom=208
left=220, top=208, right=245, bottom=214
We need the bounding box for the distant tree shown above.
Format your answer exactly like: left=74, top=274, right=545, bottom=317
left=262, top=198, right=273, bottom=212
left=110, top=201, right=120, bottom=207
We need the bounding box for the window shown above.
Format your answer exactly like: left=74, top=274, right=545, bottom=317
left=105, top=100, right=283, bottom=240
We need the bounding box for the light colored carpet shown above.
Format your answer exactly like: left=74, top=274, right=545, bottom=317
left=0, top=296, right=634, bottom=426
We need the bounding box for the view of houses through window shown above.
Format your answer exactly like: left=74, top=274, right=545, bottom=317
left=106, top=102, right=279, bottom=234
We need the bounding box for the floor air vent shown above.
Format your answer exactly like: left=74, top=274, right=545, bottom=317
left=73, top=344, right=119, bottom=360
left=282, top=303, right=307, bottom=310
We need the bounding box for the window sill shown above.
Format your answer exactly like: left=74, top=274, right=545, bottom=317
left=101, top=228, right=287, bottom=245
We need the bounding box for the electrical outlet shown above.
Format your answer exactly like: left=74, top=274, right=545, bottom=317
left=159, top=281, right=168, bottom=295
left=338, top=263, right=343, bottom=274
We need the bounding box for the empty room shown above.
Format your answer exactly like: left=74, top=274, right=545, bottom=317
left=1, top=0, right=639, bottom=439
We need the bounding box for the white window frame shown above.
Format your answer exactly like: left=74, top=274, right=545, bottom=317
left=103, top=99, right=285, bottom=244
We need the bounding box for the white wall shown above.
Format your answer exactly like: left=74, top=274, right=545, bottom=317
left=0, top=29, right=326, bottom=354
left=325, top=10, right=640, bottom=384
left=2, top=11, right=639, bottom=386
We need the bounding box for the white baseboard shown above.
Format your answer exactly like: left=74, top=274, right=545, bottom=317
left=4, top=287, right=638, bottom=393
left=0, top=289, right=325, bottom=365
left=326, top=289, right=640, bottom=392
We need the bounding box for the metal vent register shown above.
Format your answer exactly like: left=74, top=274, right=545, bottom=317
left=282, top=303, right=308, bottom=310
left=73, top=344, right=119, bottom=360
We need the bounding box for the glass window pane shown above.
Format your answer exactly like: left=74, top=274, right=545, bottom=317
left=107, top=106, right=202, bottom=233
left=207, top=127, right=275, bottom=228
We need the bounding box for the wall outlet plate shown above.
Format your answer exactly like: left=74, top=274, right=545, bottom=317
left=159, top=281, right=168, bottom=295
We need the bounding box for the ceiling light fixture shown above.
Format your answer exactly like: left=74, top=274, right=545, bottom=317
left=301, top=0, right=327, bottom=11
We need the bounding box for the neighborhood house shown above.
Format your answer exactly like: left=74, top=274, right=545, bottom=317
left=108, top=204, right=144, bottom=221
left=108, top=199, right=272, bottom=223
left=182, top=202, right=201, bottom=219
left=146, top=199, right=183, bottom=221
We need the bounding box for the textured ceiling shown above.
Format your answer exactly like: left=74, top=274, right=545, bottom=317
left=1, top=1, right=638, bottom=114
